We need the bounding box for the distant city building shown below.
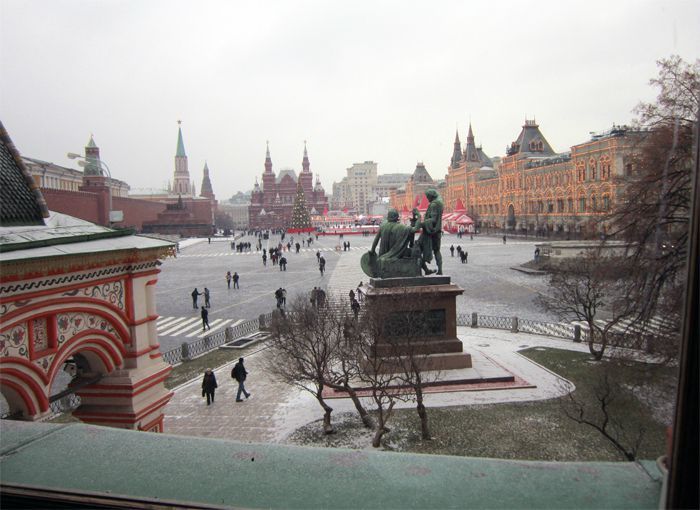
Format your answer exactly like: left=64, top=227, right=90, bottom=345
left=373, top=173, right=412, bottom=200
left=389, top=162, right=436, bottom=212
left=436, top=119, right=641, bottom=236
left=23, top=138, right=129, bottom=197
left=248, top=142, right=328, bottom=230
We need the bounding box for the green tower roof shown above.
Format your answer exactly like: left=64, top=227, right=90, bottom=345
left=176, top=126, right=187, bottom=157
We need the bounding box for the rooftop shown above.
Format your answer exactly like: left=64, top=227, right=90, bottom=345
left=0, top=420, right=662, bottom=509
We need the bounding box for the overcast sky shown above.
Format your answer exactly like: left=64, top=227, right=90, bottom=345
left=1, top=1, right=698, bottom=198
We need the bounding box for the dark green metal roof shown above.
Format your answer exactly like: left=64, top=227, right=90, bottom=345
left=0, top=421, right=663, bottom=509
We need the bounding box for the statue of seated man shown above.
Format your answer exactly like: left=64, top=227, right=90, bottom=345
left=361, top=208, right=420, bottom=278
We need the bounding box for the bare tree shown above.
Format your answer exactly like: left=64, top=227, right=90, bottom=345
left=375, top=290, right=443, bottom=441
left=536, top=250, right=642, bottom=360
left=353, top=305, right=409, bottom=448
left=266, top=295, right=341, bottom=434
left=605, top=56, right=698, bottom=355
left=266, top=293, right=373, bottom=433
left=560, top=367, right=645, bottom=461
left=324, top=313, right=374, bottom=429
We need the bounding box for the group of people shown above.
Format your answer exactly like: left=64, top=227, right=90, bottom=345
left=310, top=286, right=327, bottom=307
left=225, top=271, right=240, bottom=289
left=231, top=241, right=253, bottom=252
left=201, top=357, right=251, bottom=405
left=191, top=287, right=211, bottom=308
left=341, top=241, right=351, bottom=251
left=449, top=245, right=469, bottom=264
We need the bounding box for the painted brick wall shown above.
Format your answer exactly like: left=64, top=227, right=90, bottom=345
left=41, top=188, right=101, bottom=224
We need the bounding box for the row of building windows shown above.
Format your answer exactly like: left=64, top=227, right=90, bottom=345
left=527, top=195, right=610, bottom=214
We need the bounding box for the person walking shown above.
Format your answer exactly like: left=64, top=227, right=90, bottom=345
left=204, top=287, right=211, bottom=308
left=191, top=288, right=201, bottom=309
left=231, top=358, right=251, bottom=402
left=464, top=250, right=468, bottom=264
left=357, top=282, right=363, bottom=302
left=279, top=256, right=287, bottom=271
left=275, top=287, right=284, bottom=308
left=534, top=247, right=540, bottom=263
left=233, top=272, right=240, bottom=289
left=201, top=368, right=218, bottom=405
left=316, top=250, right=321, bottom=263
left=281, top=288, right=287, bottom=307
left=450, top=245, right=455, bottom=257
left=503, top=235, right=507, bottom=244
left=262, top=252, right=267, bottom=266
left=319, top=255, right=326, bottom=276
left=201, top=306, right=210, bottom=331
left=349, top=288, right=355, bottom=303
left=226, top=271, right=232, bottom=289
left=310, top=287, right=318, bottom=308
left=295, top=242, right=300, bottom=253
left=316, top=287, right=326, bottom=307
left=351, top=297, right=360, bottom=319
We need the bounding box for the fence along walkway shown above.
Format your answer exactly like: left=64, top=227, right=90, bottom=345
left=159, top=309, right=586, bottom=368
left=33, top=310, right=657, bottom=419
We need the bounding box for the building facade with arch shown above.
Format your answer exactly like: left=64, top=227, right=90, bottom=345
left=1, top=122, right=175, bottom=431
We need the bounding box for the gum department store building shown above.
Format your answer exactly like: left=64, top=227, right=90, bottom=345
left=392, top=120, right=641, bottom=236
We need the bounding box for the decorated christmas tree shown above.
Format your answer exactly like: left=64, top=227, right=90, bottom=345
left=287, top=178, right=314, bottom=233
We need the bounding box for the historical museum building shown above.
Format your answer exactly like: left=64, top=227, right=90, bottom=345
left=248, top=143, right=328, bottom=230
left=394, top=120, right=640, bottom=236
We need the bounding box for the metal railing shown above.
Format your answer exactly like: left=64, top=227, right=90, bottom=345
left=49, top=393, right=81, bottom=415
left=456, top=312, right=583, bottom=342
left=161, top=312, right=274, bottom=366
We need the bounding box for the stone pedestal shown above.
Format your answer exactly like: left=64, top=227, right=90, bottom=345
left=364, top=276, right=471, bottom=372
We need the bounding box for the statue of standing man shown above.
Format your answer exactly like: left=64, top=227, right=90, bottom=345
left=417, top=188, right=444, bottom=275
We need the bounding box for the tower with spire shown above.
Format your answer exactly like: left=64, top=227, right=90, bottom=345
left=299, top=141, right=313, bottom=194
left=199, top=161, right=214, bottom=199
left=84, top=135, right=103, bottom=176
left=451, top=130, right=463, bottom=169
left=172, top=121, right=192, bottom=196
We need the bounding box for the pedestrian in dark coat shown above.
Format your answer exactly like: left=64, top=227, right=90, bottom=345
left=233, top=272, right=240, bottom=289
left=351, top=297, right=360, bottom=319
left=201, top=306, right=210, bottom=331
left=450, top=245, right=455, bottom=257
left=232, top=358, right=251, bottom=402
left=204, top=287, right=211, bottom=308
left=202, top=368, right=218, bottom=405
left=191, top=288, right=201, bottom=309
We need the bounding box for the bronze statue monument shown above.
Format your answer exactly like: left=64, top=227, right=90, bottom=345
left=361, top=188, right=444, bottom=278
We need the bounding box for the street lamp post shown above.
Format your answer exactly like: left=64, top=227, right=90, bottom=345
left=67, top=152, right=122, bottom=226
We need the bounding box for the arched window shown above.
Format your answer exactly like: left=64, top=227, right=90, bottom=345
left=589, top=159, right=597, bottom=180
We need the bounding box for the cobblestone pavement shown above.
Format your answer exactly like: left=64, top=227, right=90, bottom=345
left=156, top=233, right=555, bottom=352
left=163, top=326, right=591, bottom=442
left=160, top=233, right=573, bottom=442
